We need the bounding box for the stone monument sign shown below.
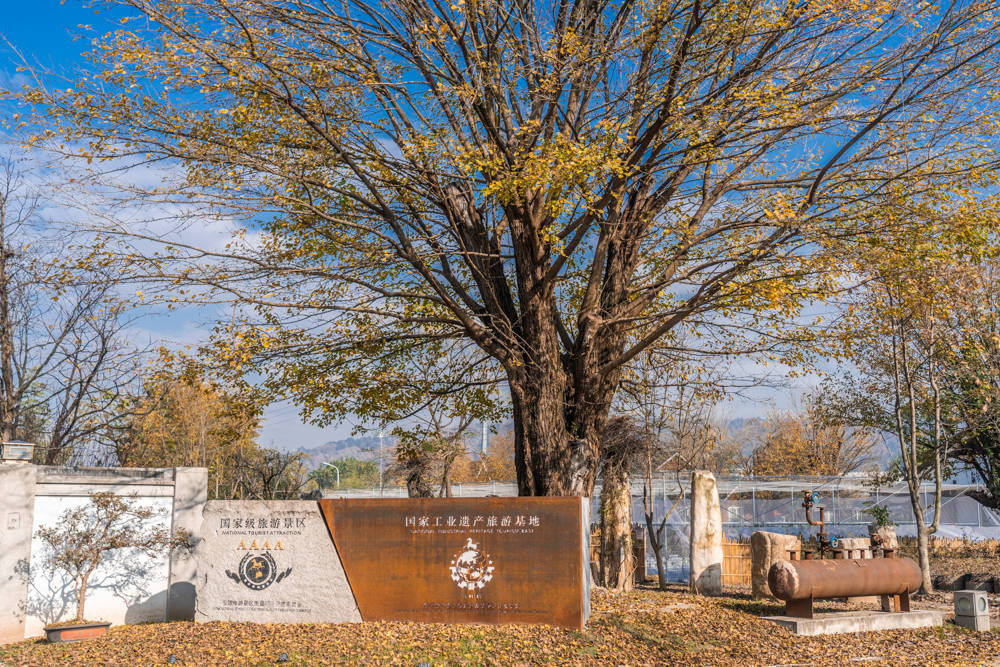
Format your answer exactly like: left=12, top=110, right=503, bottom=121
left=319, top=497, right=590, bottom=628
left=689, top=470, right=723, bottom=595
left=195, top=500, right=361, bottom=624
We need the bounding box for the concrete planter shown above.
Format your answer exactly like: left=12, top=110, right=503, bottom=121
left=43, top=621, right=110, bottom=643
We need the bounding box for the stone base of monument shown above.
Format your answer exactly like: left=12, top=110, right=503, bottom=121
left=763, top=610, right=946, bottom=636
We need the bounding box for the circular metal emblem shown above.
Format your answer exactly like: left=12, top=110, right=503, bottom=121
left=449, top=538, right=495, bottom=596
left=238, top=552, right=277, bottom=590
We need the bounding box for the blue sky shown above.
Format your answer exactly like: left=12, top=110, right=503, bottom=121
left=1, top=1, right=363, bottom=451
left=1, top=1, right=103, bottom=70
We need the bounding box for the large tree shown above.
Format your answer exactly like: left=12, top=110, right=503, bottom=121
left=28, top=0, right=1000, bottom=495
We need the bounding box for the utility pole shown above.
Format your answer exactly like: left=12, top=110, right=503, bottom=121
left=378, top=429, right=384, bottom=495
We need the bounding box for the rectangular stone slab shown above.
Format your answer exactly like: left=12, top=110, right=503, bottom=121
left=319, top=497, right=589, bottom=628
left=764, top=610, right=946, bottom=636
left=195, top=500, right=361, bottom=624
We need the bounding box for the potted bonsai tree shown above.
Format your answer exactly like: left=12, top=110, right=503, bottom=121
left=35, top=491, right=187, bottom=643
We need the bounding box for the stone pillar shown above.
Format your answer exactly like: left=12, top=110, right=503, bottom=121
left=750, top=531, right=801, bottom=599
left=867, top=525, right=898, bottom=554
left=0, top=465, right=36, bottom=643
left=689, top=471, right=723, bottom=595
left=167, top=467, right=208, bottom=621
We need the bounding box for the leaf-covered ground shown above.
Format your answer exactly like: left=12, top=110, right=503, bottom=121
left=932, top=557, right=1000, bottom=580
left=2, top=588, right=998, bottom=666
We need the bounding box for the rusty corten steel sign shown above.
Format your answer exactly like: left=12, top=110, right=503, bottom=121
left=318, top=497, right=590, bottom=628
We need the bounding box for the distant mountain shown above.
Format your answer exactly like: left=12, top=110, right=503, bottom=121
left=295, top=436, right=384, bottom=469
left=295, top=420, right=516, bottom=469
left=726, top=417, right=763, bottom=435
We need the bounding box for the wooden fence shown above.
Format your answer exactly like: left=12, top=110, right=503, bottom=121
left=897, top=536, right=1000, bottom=559
left=722, top=536, right=752, bottom=587
left=589, top=524, right=648, bottom=586
left=589, top=529, right=756, bottom=587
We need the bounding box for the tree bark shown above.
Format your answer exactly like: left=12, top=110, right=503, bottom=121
left=598, top=460, right=633, bottom=591
left=911, top=499, right=933, bottom=594
left=76, top=572, right=90, bottom=621
left=644, top=511, right=668, bottom=591
left=0, top=202, right=14, bottom=443
left=507, top=358, right=610, bottom=497
left=643, top=458, right=671, bottom=590
left=406, top=466, right=433, bottom=497
left=439, top=456, right=454, bottom=498
left=650, top=532, right=667, bottom=591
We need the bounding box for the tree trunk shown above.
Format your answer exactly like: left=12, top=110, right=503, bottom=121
left=643, top=462, right=670, bottom=590
left=508, top=364, right=609, bottom=497
left=439, top=457, right=453, bottom=498
left=500, top=239, right=629, bottom=497
left=910, top=495, right=933, bottom=594
left=888, top=305, right=936, bottom=595
left=648, top=523, right=668, bottom=591
left=76, top=573, right=90, bottom=621
left=0, top=203, right=15, bottom=444
left=598, top=461, right=633, bottom=591
left=916, top=525, right=932, bottom=594
left=406, top=466, right=433, bottom=497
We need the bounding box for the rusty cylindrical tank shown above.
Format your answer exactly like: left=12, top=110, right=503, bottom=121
left=768, top=557, right=922, bottom=601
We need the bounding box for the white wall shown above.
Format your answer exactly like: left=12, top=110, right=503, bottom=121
left=25, top=494, right=173, bottom=637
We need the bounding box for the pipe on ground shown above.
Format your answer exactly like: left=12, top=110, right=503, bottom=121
left=768, top=557, right=922, bottom=601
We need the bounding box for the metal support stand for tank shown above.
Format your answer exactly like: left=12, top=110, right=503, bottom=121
left=879, top=548, right=899, bottom=611
left=785, top=591, right=911, bottom=619
left=786, top=597, right=814, bottom=619
left=802, top=491, right=832, bottom=558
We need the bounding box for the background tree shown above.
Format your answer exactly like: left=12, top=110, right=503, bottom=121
left=473, top=431, right=517, bottom=482
left=308, top=457, right=379, bottom=490
left=618, top=348, right=738, bottom=589
left=230, top=447, right=307, bottom=500
left=821, top=192, right=997, bottom=592
left=0, top=150, right=140, bottom=465
left=108, top=354, right=263, bottom=499
left=746, top=401, right=876, bottom=476
left=29, top=0, right=1000, bottom=496
left=830, top=278, right=946, bottom=593
left=348, top=340, right=505, bottom=496
left=389, top=407, right=475, bottom=498
left=931, top=261, right=1000, bottom=510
